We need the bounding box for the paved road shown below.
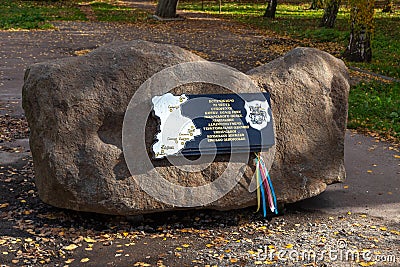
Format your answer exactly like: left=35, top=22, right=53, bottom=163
left=301, top=131, right=400, bottom=223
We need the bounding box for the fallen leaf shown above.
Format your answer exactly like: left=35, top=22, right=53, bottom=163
left=64, top=244, right=79, bottom=251
left=80, top=258, right=90, bottom=263
left=0, top=203, right=9, bottom=208
left=359, top=261, right=376, bottom=266
left=285, top=244, right=294, bottom=249
left=65, top=259, right=75, bottom=264
left=84, top=237, right=97, bottom=243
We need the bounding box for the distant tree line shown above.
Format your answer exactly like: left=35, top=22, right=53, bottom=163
left=154, top=0, right=395, bottom=62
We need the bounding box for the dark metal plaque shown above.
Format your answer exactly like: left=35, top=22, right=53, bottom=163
left=152, top=93, right=274, bottom=159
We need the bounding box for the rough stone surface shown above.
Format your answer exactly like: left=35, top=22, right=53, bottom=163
left=22, top=41, right=349, bottom=215
left=248, top=47, right=350, bottom=203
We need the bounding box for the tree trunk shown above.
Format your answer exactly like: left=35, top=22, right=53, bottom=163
left=310, top=0, right=324, bottom=10
left=320, top=0, right=341, bottom=28
left=264, top=0, right=278, bottom=18
left=344, top=0, right=375, bottom=62
left=382, top=0, right=393, bottom=12
left=155, top=0, right=179, bottom=18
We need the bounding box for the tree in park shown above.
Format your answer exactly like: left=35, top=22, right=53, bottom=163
left=320, top=0, right=341, bottom=28
left=264, top=0, right=278, bottom=18
left=344, top=0, right=375, bottom=62
left=155, top=0, right=179, bottom=18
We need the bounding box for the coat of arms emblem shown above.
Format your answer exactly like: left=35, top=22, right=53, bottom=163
left=244, top=100, right=271, bottom=130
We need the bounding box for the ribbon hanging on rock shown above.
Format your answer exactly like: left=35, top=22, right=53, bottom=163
left=254, top=152, right=278, bottom=216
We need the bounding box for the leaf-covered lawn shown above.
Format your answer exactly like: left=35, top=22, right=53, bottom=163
left=0, top=0, right=86, bottom=29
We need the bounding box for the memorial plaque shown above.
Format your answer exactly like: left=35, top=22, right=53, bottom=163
left=152, top=93, right=274, bottom=159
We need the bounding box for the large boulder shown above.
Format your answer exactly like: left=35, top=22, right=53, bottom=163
left=247, top=47, right=349, bottom=202
left=22, top=41, right=349, bottom=215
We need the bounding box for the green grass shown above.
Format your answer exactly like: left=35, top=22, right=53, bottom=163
left=90, top=2, right=148, bottom=23
left=0, top=1, right=149, bottom=30
left=348, top=81, right=400, bottom=139
left=0, top=0, right=86, bottom=29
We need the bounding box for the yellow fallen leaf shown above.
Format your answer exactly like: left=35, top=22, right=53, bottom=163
left=206, top=244, right=213, bottom=248
left=285, top=244, right=294, bottom=249
left=379, top=227, right=387, bottom=231
left=390, top=230, right=400, bottom=235
left=0, top=240, right=6, bottom=245
left=63, top=244, right=78, bottom=251
left=264, top=260, right=275, bottom=264
left=175, top=247, right=182, bottom=251
left=182, top=244, right=190, bottom=248
left=0, top=203, right=9, bottom=208
left=84, top=237, right=97, bottom=243
left=230, top=258, right=238, bottom=263
left=367, top=170, right=373, bottom=173
left=360, top=214, right=367, bottom=218
left=85, top=247, right=92, bottom=251
left=359, top=261, right=376, bottom=266
left=343, top=185, right=349, bottom=189
left=122, top=232, right=129, bottom=237
left=394, top=155, right=400, bottom=159
left=65, top=259, right=75, bottom=264
left=80, top=258, right=90, bottom=263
